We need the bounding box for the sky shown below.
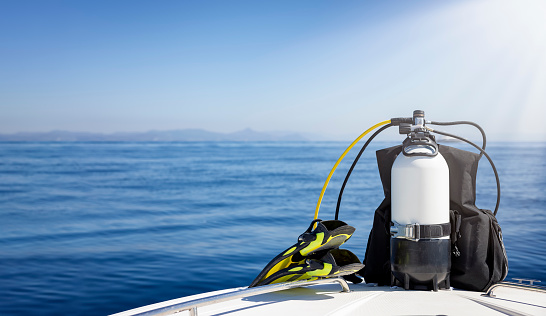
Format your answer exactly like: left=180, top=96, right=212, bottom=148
left=1, top=0, right=545, bottom=141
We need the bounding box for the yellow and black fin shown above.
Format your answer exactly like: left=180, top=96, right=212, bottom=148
left=255, top=249, right=364, bottom=286
left=249, top=219, right=356, bottom=287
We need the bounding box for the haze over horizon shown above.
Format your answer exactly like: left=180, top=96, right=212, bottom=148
left=2, top=0, right=546, bottom=141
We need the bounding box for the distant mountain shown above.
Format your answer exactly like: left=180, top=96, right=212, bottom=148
left=0, top=129, right=309, bottom=142
left=224, top=128, right=307, bottom=141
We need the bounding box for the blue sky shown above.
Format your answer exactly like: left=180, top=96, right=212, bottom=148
left=1, top=0, right=545, bottom=140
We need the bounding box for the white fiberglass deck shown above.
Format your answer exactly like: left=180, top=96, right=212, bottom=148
left=112, top=280, right=546, bottom=316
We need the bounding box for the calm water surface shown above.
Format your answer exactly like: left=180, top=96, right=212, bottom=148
left=1, top=141, right=545, bottom=315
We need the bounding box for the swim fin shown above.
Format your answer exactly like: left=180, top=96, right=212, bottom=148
left=249, top=219, right=356, bottom=287
left=253, top=249, right=364, bottom=286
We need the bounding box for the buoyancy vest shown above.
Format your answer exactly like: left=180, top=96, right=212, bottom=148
left=360, top=144, right=508, bottom=291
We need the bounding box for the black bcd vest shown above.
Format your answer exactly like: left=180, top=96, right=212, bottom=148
left=360, top=144, right=508, bottom=291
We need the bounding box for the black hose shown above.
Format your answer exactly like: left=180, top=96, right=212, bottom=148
left=429, top=128, right=501, bottom=216
left=429, top=120, right=486, bottom=159
left=335, top=123, right=393, bottom=220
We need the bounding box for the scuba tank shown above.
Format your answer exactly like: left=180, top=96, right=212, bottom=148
left=327, top=109, right=506, bottom=291
left=390, top=110, right=451, bottom=291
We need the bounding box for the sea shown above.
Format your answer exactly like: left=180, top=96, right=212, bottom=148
left=1, top=141, right=545, bottom=315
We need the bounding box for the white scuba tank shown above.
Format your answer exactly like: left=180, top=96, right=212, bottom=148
left=391, top=147, right=450, bottom=226
left=389, top=111, right=452, bottom=291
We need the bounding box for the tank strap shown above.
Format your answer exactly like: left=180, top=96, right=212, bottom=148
left=390, top=222, right=451, bottom=241
left=420, top=223, right=451, bottom=238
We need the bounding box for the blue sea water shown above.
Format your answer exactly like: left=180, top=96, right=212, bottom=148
left=0, top=141, right=545, bottom=315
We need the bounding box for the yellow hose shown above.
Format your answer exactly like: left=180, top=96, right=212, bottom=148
left=313, top=119, right=391, bottom=220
